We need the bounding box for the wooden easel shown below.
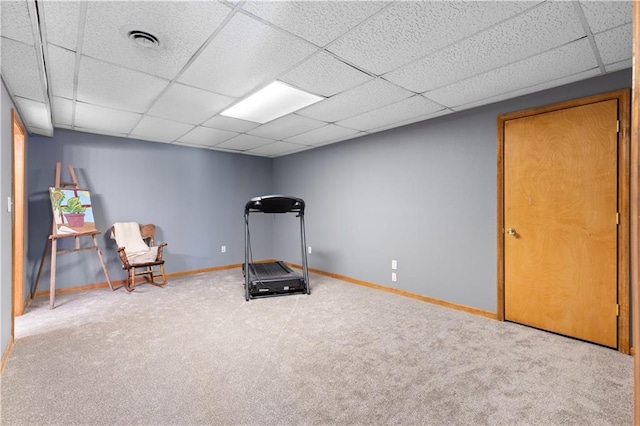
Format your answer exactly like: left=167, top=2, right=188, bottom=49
left=33, top=163, right=113, bottom=309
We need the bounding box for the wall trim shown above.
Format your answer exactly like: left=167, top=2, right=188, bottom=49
left=1, top=336, right=14, bottom=373
left=288, top=263, right=497, bottom=320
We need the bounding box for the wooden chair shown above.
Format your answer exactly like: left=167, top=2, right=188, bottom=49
left=111, top=223, right=167, bottom=292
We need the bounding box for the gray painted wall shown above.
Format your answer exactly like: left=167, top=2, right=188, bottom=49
left=26, top=129, right=273, bottom=292
left=1, top=80, right=16, bottom=360
left=272, top=69, right=632, bottom=313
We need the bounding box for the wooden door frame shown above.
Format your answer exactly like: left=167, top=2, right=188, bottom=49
left=11, top=109, right=26, bottom=319
left=497, top=89, right=631, bottom=354
left=631, top=0, right=639, bottom=422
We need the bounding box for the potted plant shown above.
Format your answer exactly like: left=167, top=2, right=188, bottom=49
left=62, top=197, right=86, bottom=227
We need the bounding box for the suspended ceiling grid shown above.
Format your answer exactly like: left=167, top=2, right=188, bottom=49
left=0, top=1, right=632, bottom=157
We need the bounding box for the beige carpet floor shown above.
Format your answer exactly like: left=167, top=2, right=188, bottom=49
left=0, top=268, right=633, bottom=425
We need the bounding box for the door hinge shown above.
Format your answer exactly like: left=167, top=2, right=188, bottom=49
left=617, top=120, right=620, bottom=133
left=616, top=212, right=619, bottom=224
left=616, top=304, right=620, bottom=317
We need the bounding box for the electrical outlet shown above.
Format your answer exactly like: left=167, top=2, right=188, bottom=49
left=308, top=246, right=312, bottom=254
left=391, top=272, right=397, bottom=282
left=221, top=245, right=226, bottom=253
left=7, top=197, right=11, bottom=213
left=391, top=259, right=397, bottom=270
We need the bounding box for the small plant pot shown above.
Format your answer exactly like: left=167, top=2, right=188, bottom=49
left=65, top=213, right=85, bottom=227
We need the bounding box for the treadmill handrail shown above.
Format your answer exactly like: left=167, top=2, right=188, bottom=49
left=244, top=195, right=305, bottom=215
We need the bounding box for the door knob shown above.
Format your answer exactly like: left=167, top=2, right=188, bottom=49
left=506, top=228, right=517, bottom=236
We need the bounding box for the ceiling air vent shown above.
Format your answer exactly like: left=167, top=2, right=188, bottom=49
left=127, top=30, right=160, bottom=48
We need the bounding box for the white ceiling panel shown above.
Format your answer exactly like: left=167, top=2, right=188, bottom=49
left=281, top=51, right=373, bottom=97
left=337, top=95, right=444, bottom=132
left=579, top=1, right=632, bottom=33
left=178, top=12, right=317, bottom=98
left=75, top=102, right=142, bottom=134
left=247, top=114, right=327, bottom=140
left=215, top=134, right=275, bottom=151
left=52, top=96, right=73, bottom=126
left=246, top=141, right=308, bottom=158
left=77, top=56, right=169, bottom=113
left=202, top=115, right=260, bottom=133
left=42, top=1, right=80, bottom=51
left=131, top=115, right=194, bottom=142
left=241, top=1, right=387, bottom=47
left=148, top=83, right=235, bottom=125
left=82, top=1, right=231, bottom=80
left=285, top=124, right=360, bottom=146
left=370, top=109, right=453, bottom=134
left=0, top=1, right=34, bottom=45
left=606, top=59, right=633, bottom=73
left=47, top=44, right=76, bottom=99
left=451, top=68, right=602, bottom=112
left=1, top=37, right=45, bottom=102
left=297, top=78, right=413, bottom=123
left=425, top=39, right=598, bottom=108
left=595, top=24, right=632, bottom=65
left=177, top=126, right=238, bottom=147
left=15, top=96, right=51, bottom=130
left=327, top=1, right=539, bottom=76
left=384, top=1, right=585, bottom=93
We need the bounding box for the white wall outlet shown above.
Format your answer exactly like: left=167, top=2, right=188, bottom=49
left=221, top=245, right=226, bottom=253
left=391, top=272, right=397, bottom=282
left=7, top=197, right=12, bottom=213
left=308, top=246, right=312, bottom=254
left=391, top=259, right=397, bottom=270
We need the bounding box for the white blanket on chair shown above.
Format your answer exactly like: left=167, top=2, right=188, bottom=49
left=113, top=222, right=153, bottom=263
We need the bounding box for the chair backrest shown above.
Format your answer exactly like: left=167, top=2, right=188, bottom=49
left=111, top=223, right=157, bottom=247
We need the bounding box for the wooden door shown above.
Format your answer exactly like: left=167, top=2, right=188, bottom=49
left=503, top=99, right=619, bottom=348
left=12, top=110, right=26, bottom=317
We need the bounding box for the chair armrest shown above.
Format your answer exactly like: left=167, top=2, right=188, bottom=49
left=116, top=247, right=131, bottom=269
left=155, top=243, right=167, bottom=261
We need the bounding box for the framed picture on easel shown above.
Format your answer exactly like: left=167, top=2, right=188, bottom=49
left=49, top=188, right=97, bottom=235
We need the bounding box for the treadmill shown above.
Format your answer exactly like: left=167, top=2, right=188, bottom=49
left=243, top=195, right=310, bottom=301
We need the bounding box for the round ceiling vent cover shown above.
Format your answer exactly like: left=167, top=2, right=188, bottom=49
left=127, top=30, right=160, bottom=48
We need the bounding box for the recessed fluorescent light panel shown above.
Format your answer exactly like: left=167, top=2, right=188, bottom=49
left=221, top=81, right=323, bottom=124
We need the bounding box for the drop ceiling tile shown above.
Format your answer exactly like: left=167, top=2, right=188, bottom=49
left=580, top=1, right=632, bottom=34
left=337, top=95, right=444, bottom=131
left=77, top=56, right=169, bottom=113
left=595, top=24, right=632, bottom=65
left=75, top=102, right=142, bottom=134
left=384, top=1, right=584, bottom=93
left=424, top=39, right=597, bottom=108
left=52, top=96, right=73, bottom=126
left=284, top=124, right=360, bottom=146
left=241, top=1, right=387, bottom=47
left=42, top=1, right=80, bottom=50
left=177, top=126, right=238, bottom=147
left=1, top=38, right=45, bottom=101
left=148, top=83, right=235, bottom=125
left=370, top=109, right=453, bottom=133
left=131, top=116, right=194, bottom=142
left=327, top=1, right=538, bottom=75
left=1, top=1, right=34, bottom=44
left=246, top=141, right=308, bottom=157
left=202, top=115, right=260, bottom=133
left=606, top=59, right=632, bottom=73
left=47, top=44, right=75, bottom=99
left=297, top=78, right=413, bottom=123
left=281, top=52, right=373, bottom=97
left=82, top=1, right=231, bottom=80
left=14, top=97, right=51, bottom=130
left=75, top=126, right=128, bottom=139
left=178, top=12, right=317, bottom=98
left=215, top=134, right=274, bottom=151
left=247, top=114, right=327, bottom=140
left=451, top=68, right=601, bottom=112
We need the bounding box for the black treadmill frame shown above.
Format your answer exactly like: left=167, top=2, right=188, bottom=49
left=244, top=195, right=310, bottom=301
